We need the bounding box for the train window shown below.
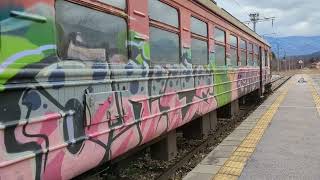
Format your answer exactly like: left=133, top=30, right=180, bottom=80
left=190, top=16, right=208, bottom=65
left=248, top=43, right=253, bottom=66
left=240, top=39, right=246, bottom=49
left=98, top=0, right=126, bottom=9
left=254, top=45, right=259, bottom=66
left=215, top=45, right=226, bottom=66
left=248, top=43, right=253, bottom=52
left=261, top=50, right=265, bottom=67
left=150, top=27, right=180, bottom=64
left=248, top=51, right=253, bottom=66
left=230, top=48, right=238, bottom=66
left=214, top=28, right=225, bottom=43
left=191, top=38, right=208, bottom=65
left=240, top=39, right=247, bottom=66
left=191, top=17, right=207, bottom=37
left=149, top=0, right=179, bottom=27
left=254, top=45, right=259, bottom=53
left=56, top=0, right=128, bottom=63
left=265, top=50, right=268, bottom=67
left=149, top=0, right=180, bottom=64
left=230, top=35, right=238, bottom=66
left=214, top=28, right=226, bottom=66
left=230, top=35, right=238, bottom=47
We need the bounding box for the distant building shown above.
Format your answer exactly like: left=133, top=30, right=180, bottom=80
left=311, top=61, right=320, bottom=69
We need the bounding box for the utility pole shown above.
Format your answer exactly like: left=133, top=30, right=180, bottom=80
left=277, top=43, right=280, bottom=73
left=288, top=58, right=290, bottom=71
left=245, top=13, right=276, bottom=33
left=283, top=49, right=287, bottom=71
left=249, top=13, right=259, bottom=32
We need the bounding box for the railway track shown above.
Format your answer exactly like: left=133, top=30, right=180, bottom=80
left=271, top=76, right=291, bottom=91
left=78, top=76, right=292, bottom=180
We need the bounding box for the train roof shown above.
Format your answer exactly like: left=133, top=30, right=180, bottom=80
left=196, top=0, right=271, bottom=47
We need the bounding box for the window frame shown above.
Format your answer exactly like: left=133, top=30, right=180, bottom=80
left=191, top=16, right=208, bottom=37
left=55, top=0, right=130, bottom=62
left=97, top=0, right=127, bottom=10
left=148, top=0, right=180, bottom=28
left=149, top=27, right=180, bottom=64
left=229, top=34, right=238, bottom=66
left=269, top=51, right=273, bottom=67
left=265, top=49, right=269, bottom=67
left=248, top=42, right=254, bottom=66
left=66, top=0, right=128, bottom=19
left=214, top=26, right=226, bottom=66
left=254, top=44, right=260, bottom=67
left=190, top=15, right=209, bottom=65
left=149, top=0, right=181, bottom=64
left=240, top=39, right=247, bottom=66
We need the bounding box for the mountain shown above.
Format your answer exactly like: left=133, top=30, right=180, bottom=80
left=309, top=50, right=320, bottom=57
left=289, top=50, right=320, bottom=60
left=265, top=36, right=320, bottom=57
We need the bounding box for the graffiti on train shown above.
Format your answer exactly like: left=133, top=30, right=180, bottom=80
left=0, top=0, right=267, bottom=180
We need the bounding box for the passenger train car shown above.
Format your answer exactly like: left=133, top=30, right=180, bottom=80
left=0, top=0, right=271, bottom=179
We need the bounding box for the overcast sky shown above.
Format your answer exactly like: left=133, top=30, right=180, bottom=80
left=215, top=0, right=320, bottom=37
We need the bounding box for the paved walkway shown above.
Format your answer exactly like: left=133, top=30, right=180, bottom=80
left=184, top=75, right=320, bottom=180
left=240, top=75, right=320, bottom=180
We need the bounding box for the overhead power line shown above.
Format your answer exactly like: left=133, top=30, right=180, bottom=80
left=243, top=12, right=276, bottom=32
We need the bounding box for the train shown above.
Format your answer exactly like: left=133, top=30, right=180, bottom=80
left=0, top=0, right=271, bottom=179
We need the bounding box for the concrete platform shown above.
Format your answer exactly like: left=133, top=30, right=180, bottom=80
left=184, top=74, right=320, bottom=180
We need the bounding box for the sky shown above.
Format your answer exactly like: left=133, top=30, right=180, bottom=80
left=214, top=0, right=320, bottom=37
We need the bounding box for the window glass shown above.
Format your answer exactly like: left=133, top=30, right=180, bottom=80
left=240, top=51, right=247, bottom=66
left=215, top=45, right=226, bottom=66
left=191, top=17, right=207, bottom=36
left=248, top=43, right=253, bottom=52
left=149, top=0, right=179, bottom=27
left=56, top=0, right=128, bottom=63
left=214, top=28, right=225, bottom=43
left=230, top=48, right=238, bottom=66
left=265, top=50, right=268, bottom=67
left=150, top=27, right=180, bottom=64
left=254, top=45, right=260, bottom=66
left=257, top=55, right=261, bottom=66
left=254, top=54, right=259, bottom=66
left=240, top=39, right=246, bottom=49
left=99, top=0, right=126, bottom=9
left=240, top=40, right=247, bottom=66
left=248, top=53, right=253, bottom=66
left=254, top=45, right=259, bottom=54
left=191, top=38, right=208, bottom=64
left=261, top=50, right=265, bottom=67
left=257, top=58, right=261, bottom=66
left=230, top=35, right=238, bottom=47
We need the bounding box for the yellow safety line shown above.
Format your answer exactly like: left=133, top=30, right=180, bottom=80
left=213, top=78, right=293, bottom=180
left=307, top=75, right=320, bottom=115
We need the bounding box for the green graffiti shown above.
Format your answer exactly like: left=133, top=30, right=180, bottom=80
left=208, top=53, right=231, bottom=107
left=211, top=66, right=231, bottom=107
left=128, top=31, right=150, bottom=65
left=25, top=19, right=56, bottom=47
left=143, top=42, right=150, bottom=61
left=0, top=36, right=50, bottom=91
left=182, top=48, right=192, bottom=63
left=215, top=70, right=231, bottom=107
left=0, top=6, right=56, bottom=91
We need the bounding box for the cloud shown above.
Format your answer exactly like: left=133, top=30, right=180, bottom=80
left=215, top=0, right=319, bottom=37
